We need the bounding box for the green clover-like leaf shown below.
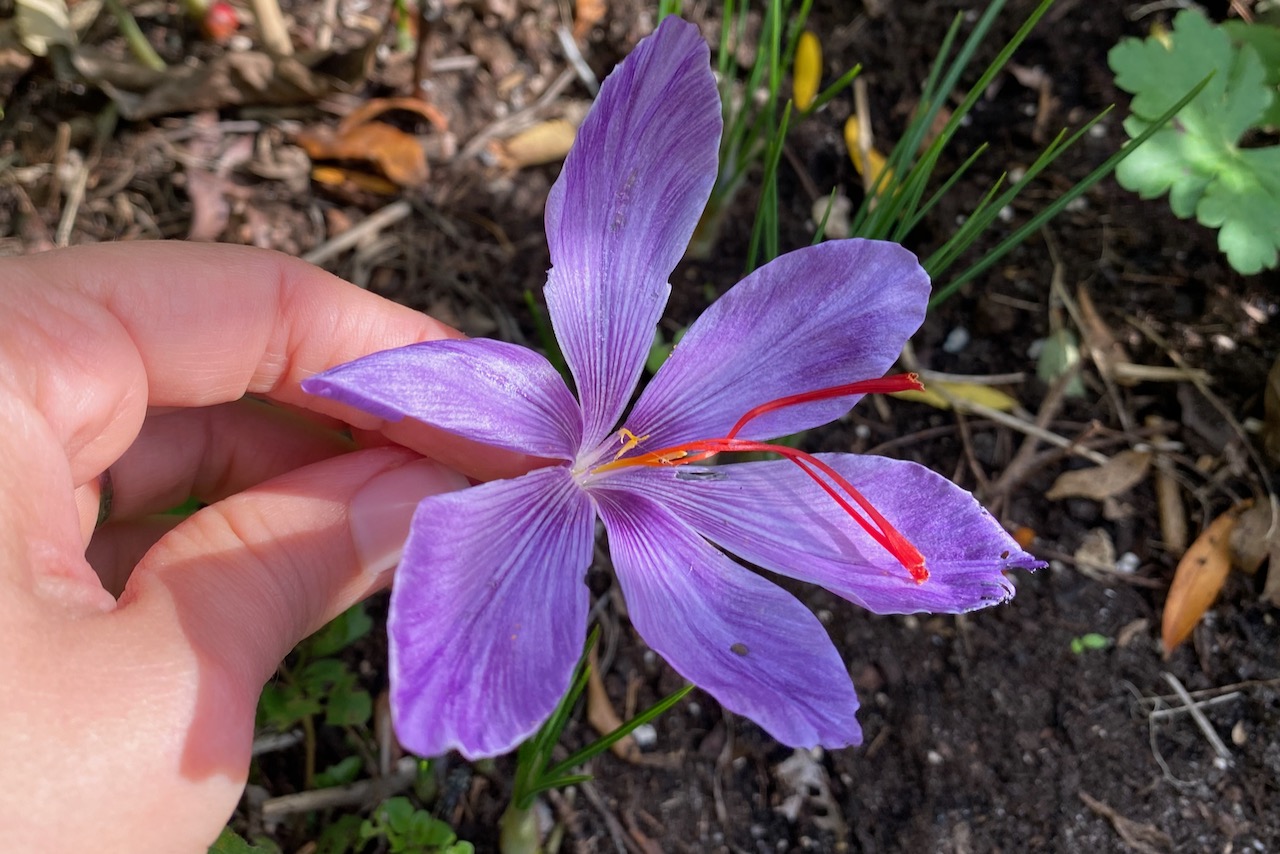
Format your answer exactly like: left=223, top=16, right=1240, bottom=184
left=1109, top=9, right=1280, bottom=274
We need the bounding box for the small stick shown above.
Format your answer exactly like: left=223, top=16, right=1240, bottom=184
left=251, top=730, right=304, bottom=756
left=853, top=77, right=876, bottom=199
left=261, top=756, right=418, bottom=818
left=54, top=159, right=89, bottom=247
left=1161, top=672, right=1232, bottom=762
left=250, top=0, right=294, bottom=57
left=303, top=200, right=412, bottom=267
left=556, top=26, right=599, bottom=95
left=1148, top=692, right=1240, bottom=721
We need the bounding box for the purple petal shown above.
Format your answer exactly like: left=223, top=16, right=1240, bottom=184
left=627, top=240, right=929, bottom=447
left=389, top=466, right=594, bottom=759
left=597, top=454, right=1039, bottom=614
left=303, top=338, right=582, bottom=459
left=544, top=17, right=721, bottom=450
left=594, top=487, right=862, bottom=748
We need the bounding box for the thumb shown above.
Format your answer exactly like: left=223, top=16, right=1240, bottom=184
left=121, top=445, right=467, bottom=732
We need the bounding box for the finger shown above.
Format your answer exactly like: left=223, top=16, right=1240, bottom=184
left=118, top=447, right=468, bottom=705
left=0, top=241, right=478, bottom=486
left=86, top=516, right=182, bottom=597
left=104, top=398, right=351, bottom=522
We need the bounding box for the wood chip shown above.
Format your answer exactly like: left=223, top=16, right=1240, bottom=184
left=1046, top=450, right=1151, bottom=502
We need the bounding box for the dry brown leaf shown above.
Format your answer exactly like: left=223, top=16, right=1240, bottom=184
left=1076, top=285, right=1132, bottom=383
left=585, top=647, right=640, bottom=762
left=1046, top=450, right=1151, bottom=502
left=299, top=122, right=427, bottom=187
left=1074, top=528, right=1116, bottom=577
left=310, top=165, right=399, bottom=195
left=573, top=0, right=607, bottom=41
left=1162, top=505, right=1243, bottom=657
left=1230, top=500, right=1273, bottom=574
left=1263, top=354, right=1280, bottom=464
left=339, top=96, right=449, bottom=134
left=494, top=119, right=578, bottom=169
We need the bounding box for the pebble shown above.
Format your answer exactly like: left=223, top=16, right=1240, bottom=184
left=1116, top=552, right=1140, bottom=574
left=942, top=326, right=970, bottom=354
left=631, top=723, right=657, bottom=749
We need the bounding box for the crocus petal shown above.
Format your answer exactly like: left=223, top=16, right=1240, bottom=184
left=627, top=240, right=929, bottom=447
left=544, top=16, right=721, bottom=450
left=388, top=466, right=594, bottom=759
left=593, top=487, right=862, bottom=748
left=303, top=338, right=582, bottom=459
left=599, top=454, right=1040, bottom=614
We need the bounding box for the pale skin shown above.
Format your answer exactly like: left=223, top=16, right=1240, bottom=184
left=0, top=243, right=522, bottom=853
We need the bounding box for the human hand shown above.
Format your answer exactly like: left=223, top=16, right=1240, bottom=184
left=0, top=242, right=487, bottom=852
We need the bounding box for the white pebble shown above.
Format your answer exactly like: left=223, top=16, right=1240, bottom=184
left=942, top=326, right=970, bottom=354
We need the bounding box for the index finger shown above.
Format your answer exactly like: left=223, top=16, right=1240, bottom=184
left=0, top=241, right=518, bottom=483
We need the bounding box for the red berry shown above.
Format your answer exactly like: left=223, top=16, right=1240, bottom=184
left=203, top=1, right=239, bottom=43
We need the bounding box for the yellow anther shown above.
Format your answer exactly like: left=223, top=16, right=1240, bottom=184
left=614, top=428, right=650, bottom=460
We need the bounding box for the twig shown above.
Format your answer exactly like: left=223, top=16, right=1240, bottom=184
left=54, top=158, right=89, bottom=247
left=1148, top=692, right=1240, bottom=721
left=1161, top=672, right=1232, bottom=763
left=251, top=730, right=304, bottom=756
left=580, top=780, right=634, bottom=854
left=460, top=67, right=578, bottom=161
left=261, top=756, right=418, bottom=818
left=556, top=26, right=599, bottom=95
left=950, top=397, right=1108, bottom=466
left=303, top=200, right=413, bottom=267
left=250, top=0, right=294, bottom=57
left=853, top=76, right=875, bottom=199
left=916, top=368, right=1027, bottom=385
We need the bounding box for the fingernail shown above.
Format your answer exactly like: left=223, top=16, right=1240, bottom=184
left=351, top=458, right=469, bottom=577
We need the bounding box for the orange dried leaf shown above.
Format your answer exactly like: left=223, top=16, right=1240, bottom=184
left=573, top=0, right=607, bottom=41
left=1161, top=506, right=1242, bottom=656
left=494, top=119, right=578, bottom=168
left=586, top=647, right=640, bottom=762
left=310, top=165, right=399, bottom=195
left=299, top=122, right=427, bottom=186
left=338, top=96, right=448, bottom=134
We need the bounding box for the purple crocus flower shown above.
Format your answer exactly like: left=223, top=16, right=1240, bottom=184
left=303, top=17, right=1040, bottom=759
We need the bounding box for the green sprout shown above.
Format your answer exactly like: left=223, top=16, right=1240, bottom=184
left=1070, top=633, right=1110, bottom=655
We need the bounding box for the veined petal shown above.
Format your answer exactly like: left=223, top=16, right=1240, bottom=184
left=627, top=240, right=928, bottom=447
left=389, top=466, right=595, bottom=759
left=303, top=338, right=582, bottom=459
left=544, top=16, right=721, bottom=450
left=594, top=487, right=862, bottom=748
left=600, top=454, right=1039, bottom=614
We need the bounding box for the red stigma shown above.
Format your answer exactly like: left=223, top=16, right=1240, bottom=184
left=600, top=373, right=929, bottom=583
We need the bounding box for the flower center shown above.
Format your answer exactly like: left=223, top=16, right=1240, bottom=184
left=594, top=373, right=931, bottom=583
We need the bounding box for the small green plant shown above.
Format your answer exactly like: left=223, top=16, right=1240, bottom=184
left=257, top=603, right=375, bottom=788
left=208, top=827, right=282, bottom=854
left=1070, top=632, right=1110, bottom=655
left=358, top=797, right=473, bottom=854
left=1109, top=9, right=1280, bottom=274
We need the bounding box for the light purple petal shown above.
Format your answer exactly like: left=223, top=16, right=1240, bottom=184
left=593, top=487, right=862, bottom=748
left=627, top=240, right=929, bottom=448
left=388, top=466, right=594, bottom=759
left=544, top=16, right=721, bottom=450
left=595, top=454, right=1039, bottom=614
left=303, top=338, right=582, bottom=459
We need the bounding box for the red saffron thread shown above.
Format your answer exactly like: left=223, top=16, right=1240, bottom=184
left=598, top=374, right=930, bottom=583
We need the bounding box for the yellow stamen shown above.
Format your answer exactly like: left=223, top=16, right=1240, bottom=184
left=614, top=428, right=651, bottom=460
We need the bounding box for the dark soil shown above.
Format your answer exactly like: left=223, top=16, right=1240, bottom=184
left=2, top=0, right=1278, bottom=852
